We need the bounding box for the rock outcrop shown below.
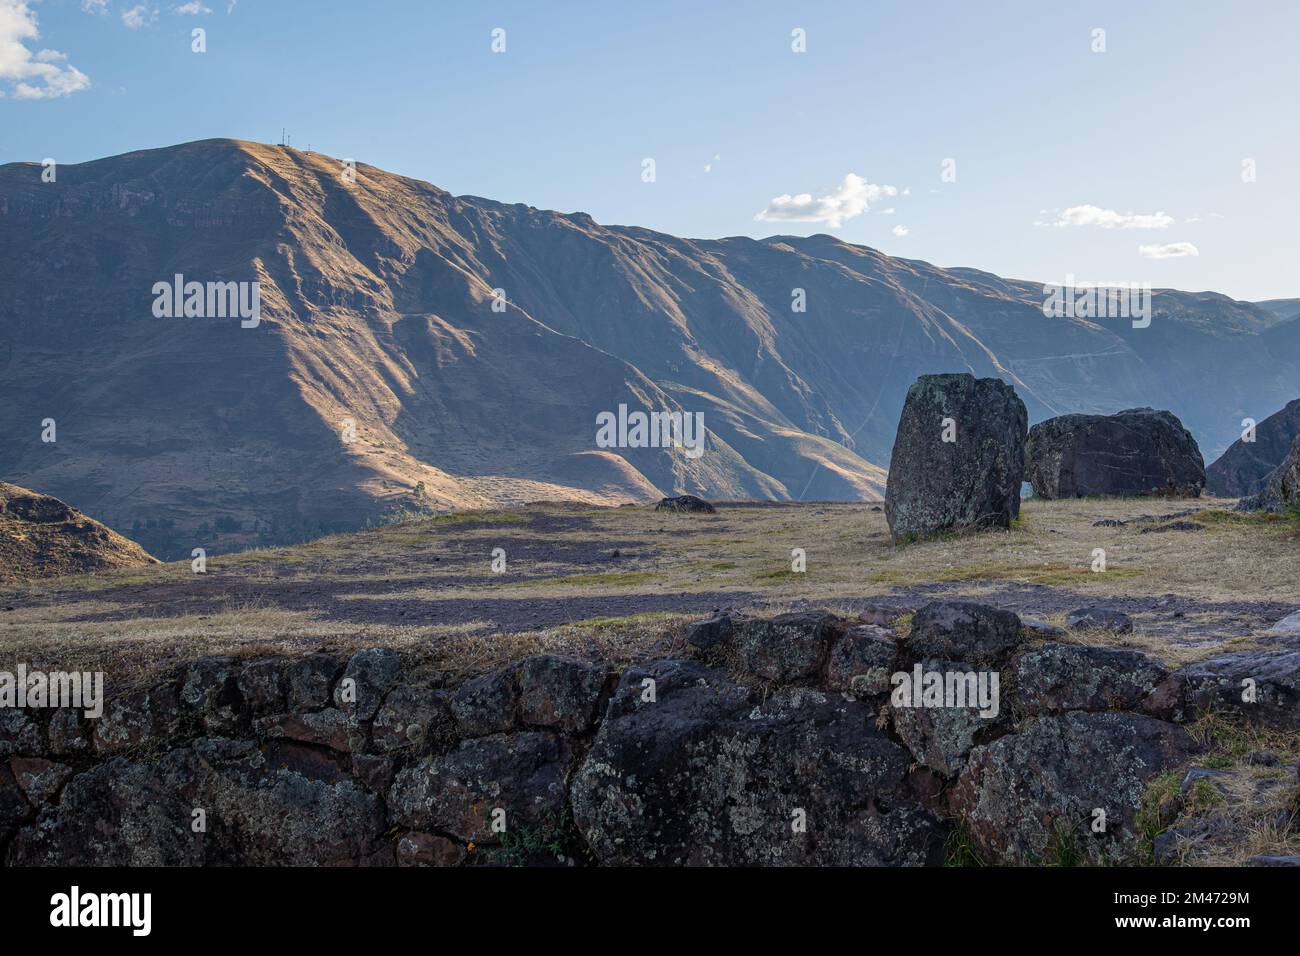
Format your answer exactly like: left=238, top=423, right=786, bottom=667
left=1025, top=408, right=1205, bottom=499
left=1207, top=397, right=1300, bottom=497
left=654, top=494, right=716, bottom=514
left=884, top=374, right=1028, bottom=543
left=1238, top=436, right=1300, bottom=514
left=0, top=481, right=157, bottom=584
left=3, top=601, right=1294, bottom=867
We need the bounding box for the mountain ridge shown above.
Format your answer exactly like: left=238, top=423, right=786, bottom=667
left=1, top=139, right=1295, bottom=558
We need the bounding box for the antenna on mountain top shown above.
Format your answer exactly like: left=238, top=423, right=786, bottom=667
left=280, top=128, right=290, bottom=148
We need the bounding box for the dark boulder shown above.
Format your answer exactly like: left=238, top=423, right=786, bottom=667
left=825, top=624, right=897, bottom=696
left=570, top=659, right=945, bottom=865
left=949, top=711, right=1198, bottom=865
left=1176, top=650, right=1300, bottom=728
left=1011, top=643, right=1170, bottom=716
left=884, top=373, right=1027, bottom=543
left=388, top=732, right=573, bottom=844
left=517, top=656, right=608, bottom=733
left=891, top=658, right=1004, bottom=778
left=731, top=611, right=841, bottom=683
left=655, top=494, right=716, bottom=514
left=1207, top=397, right=1300, bottom=497
left=1026, top=407, right=1205, bottom=499
left=334, top=648, right=402, bottom=722
left=906, top=601, right=1023, bottom=666
left=8, top=739, right=386, bottom=866
left=451, top=665, right=520, bottom=737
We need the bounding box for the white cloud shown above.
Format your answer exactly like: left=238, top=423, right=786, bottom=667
left=1138, top=242, right=1199, bottom=259
left=121, top=4, right=158, bottom=29
left=81, top=0, right=109, bottom=13
left=1047, top=204, right=1174, bottom=229
left=174, top=1, right=212, bottom=14
left=754, top=173, right=897, bottom=229
left=880, top=207, right=895, bottom=215
left=0, top=0, right=90, bottom=99
left=892, top=225, right=909, bottom=237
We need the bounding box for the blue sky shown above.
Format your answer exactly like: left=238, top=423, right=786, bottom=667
left=4, top=0, right=1297, bottom=300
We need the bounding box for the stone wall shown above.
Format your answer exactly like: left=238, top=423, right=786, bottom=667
left=2, top=602, right=1296, bottom=866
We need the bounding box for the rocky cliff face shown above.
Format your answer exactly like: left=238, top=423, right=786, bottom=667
left=1208, top=398, right=1300, bottom=497
left=1, top=140, right=1294, bottom=557
left=0, top=482, right=156, bottom=584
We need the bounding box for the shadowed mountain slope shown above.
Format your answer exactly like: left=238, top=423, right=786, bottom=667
left=0, top=139, right=1294, bottom=557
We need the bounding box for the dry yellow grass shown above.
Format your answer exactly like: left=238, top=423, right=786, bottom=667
left=0, top=496, right=1295, bottom=683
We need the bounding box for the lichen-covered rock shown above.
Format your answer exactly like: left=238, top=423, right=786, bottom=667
left=335, top=648, right=401, bottom=722
left=884, top=373, right=1027, bottom=542
left=236, top=659, right=287, bottom=715
left=949, top=712, right=1198, bottom=865
left=46, top=708, right=88, bottom=756
left=451, top=665, right=520, bottom=736
left=891, top=660, right=1003, bottom=778
left=1026, top=408, right=1205, bottom=499
left=9, top=757, right=73, bottom=806
left=0, top=709, right=42, bottom=757
left=1177, top=651, right=1300, bottom=728
left=371, top=686, right=453, bottom=753
left=387, top=732, right=572, bottom=844
left=1012, top=643, right=1169, bottom=716
left=0, top=761, right=33, bottom=834
left=181, top=658, right=242, bottom=734
left=686, top=613, right=736, bottom=650
left=906, top=602, right=1023, bottom=666
left=254, top=709, right=358, bottom=753
left=396, top=831, right=465, bottom=867
left=518, top=656, right=607, bottom=733
left=7, top=739, right=385, bottom=866
left=286, top=654, right=340, bottom=712
left=825, top=624, right=897, bottom=696
left=571, top=659, right=945, bottom=865
left=93, top=682, right=181, bottom=755
left=732, top=611, right=841, bottom=683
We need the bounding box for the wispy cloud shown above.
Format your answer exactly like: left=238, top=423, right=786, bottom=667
left=81, top=0, right=109, bottom=14
left=755, top=173, right=897, bottom=228
left=892, top=225, right=909, bottom=237
left=174, top=2, right=212, bottom=14
left=1138, top=242, right=1199, bottom=259
left=1042, top=204, right=1174, bottom=229
left=0, top=0, right=90, bottom=99
left=121, top=4, right=158, bottom=29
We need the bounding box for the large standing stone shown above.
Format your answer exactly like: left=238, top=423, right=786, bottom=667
left=884, top=374, right=1027, bottom=543
left=1207, top=397, right=1300, bottom=497
left=1025, top=407, right=1205, bottom=499
left=570, top=659, right=945, bottom=865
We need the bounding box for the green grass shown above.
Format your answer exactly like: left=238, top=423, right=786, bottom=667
left=570, top=610, right=686, bottom=628
left=944, top=818, right=985, bottom=867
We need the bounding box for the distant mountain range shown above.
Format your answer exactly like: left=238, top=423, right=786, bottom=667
left=1, top=139, right=1296, bottom=558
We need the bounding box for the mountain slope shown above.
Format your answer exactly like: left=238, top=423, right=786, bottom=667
left=0, top=481, right=156, bottom=582
left=0, top=139, right=1295, bottom=557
